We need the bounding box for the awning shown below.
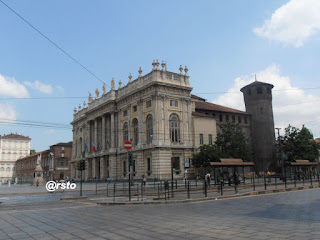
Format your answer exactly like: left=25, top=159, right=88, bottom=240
left=210, top=158, right=254, bottom=166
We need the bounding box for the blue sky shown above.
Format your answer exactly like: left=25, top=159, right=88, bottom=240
left=0, top=0, right=319, bottom=151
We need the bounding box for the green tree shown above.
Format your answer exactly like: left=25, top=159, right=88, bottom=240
left=30, top=149, right=36, bottom=155
left=192, top=144, right=223, bottom=170
left=215, top=122, right=252, bottom=161
left=283, top=125, right=319, bottom=161
left=192, top=122, right=252, bottom=170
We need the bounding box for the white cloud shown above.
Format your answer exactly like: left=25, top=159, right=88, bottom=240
left=253, top=0, right=320, bottom=47
left=212, top=64, right=320, bottom=137
left=0, top=74, right=29, bottom=98
left=24, top=81, right=53, bottom=94
left=0, top=104, right=17, bottom=121
left=43, top=129, right=55, bottom=134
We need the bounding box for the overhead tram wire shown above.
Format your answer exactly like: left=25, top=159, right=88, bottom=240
left=0, top=0, right=109, bottom=88
left=0, top=118, right=71, bottom=127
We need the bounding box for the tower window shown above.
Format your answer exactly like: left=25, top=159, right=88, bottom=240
left=238, top=116, right=242, bottom=123
left=260, top=107, right=263, bottom=114
left=248, top=89, right=251, bottom=95
left=267, top=88, right=271, bottom=94
left=219, top=114, right=223, bottom=122
left=257, top=87, right=262, bottom=94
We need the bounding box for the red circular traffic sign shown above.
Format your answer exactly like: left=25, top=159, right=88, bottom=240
left=124, top=140, right=132, bottom=150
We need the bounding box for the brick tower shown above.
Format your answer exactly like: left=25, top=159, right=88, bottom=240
left=241, top=80, right=275, bottom=172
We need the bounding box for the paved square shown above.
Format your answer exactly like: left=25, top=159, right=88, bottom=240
left=1, top=188, right=320, bottom=239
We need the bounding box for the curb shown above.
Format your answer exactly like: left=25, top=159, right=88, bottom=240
left=96, top=185, right=319, bottom=206
left=60, top=196, right=88, bottom=200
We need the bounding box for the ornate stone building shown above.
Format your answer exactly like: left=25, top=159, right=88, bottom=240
left=0, top=133, right=31, bottom=183
left=71, top=61, right=198, bottom=180
left=71, top=61, right=276, bottom=180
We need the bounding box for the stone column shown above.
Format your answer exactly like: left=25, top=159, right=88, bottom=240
left=117, top=111, right=121, bottom=148
left=182, top=99, right=187, bottom=144
left=111, top=112, right=115, bottom=149
left=87, top=122, right=91, bottom=153
left=152, top=95, right=157, bottom=144
left=187, top=99, right=192, bottom=144
left=138, top=100, right=143, bottom=145
left=102, top=115, right=106, bottom=151
left=163, top=96, right=169, bottom=143
left=158, top=96, right=163, bottom=143
left=127, top=105, right=131, bottom=141
left=100, top=156, right=105, bottom=179
left=82, top=124, right=86, bottom=156
left=94, top=118, right=98, bottom=150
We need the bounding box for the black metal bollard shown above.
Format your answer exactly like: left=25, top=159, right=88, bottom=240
left=107, top=183, right=109, bottom=197
left=234, top=183, right=238, bottom=194
left=310, top=173, right=313, bottom=186
left=264, top=174, right=267, bottom=190
left=220, top=181, right=223, bottom=196
left=158, top=184, right=160, bottom=199
left=171, top=180, right=174, bottom=198
left=275, top=177, right=277, bottom=189
left=176, top=179, right=178, bottom=189
left=185, top=178, right=187, bottom=189
left=137, top=185, right=139, bottom=201
left=187, top=181, right=190, bottom=199
left=253, top=175, right=255, bottom=191
left=96, top=180, right=98, bottom=195
left=204, top=181, right=208, bottom=197
left=154, top=178, right=155, bottom=189
left=318, top=173, right=320, bottom=187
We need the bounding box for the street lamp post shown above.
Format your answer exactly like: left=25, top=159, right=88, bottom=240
left=275, top=128, right=285, bottom=182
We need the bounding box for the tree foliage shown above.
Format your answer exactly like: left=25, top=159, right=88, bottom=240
left=192, top=144, right=223, bottom=169
left=215, top=122, right=252, bottom=161
left=283, top=125, right=319, bottom=162
left=192, top=122, right=252, bottom=169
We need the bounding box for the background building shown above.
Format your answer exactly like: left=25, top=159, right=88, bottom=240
left=16, top=142, right=72, bottom=183
left=0, top=133, right=31, bottom=183
left=71, top=61, right=275, bottom=180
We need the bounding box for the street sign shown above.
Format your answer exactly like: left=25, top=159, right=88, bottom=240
left=124, top=140, right=132, bottom=150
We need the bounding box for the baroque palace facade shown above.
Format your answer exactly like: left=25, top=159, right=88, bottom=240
left=71, top=60, right=274, bottom=180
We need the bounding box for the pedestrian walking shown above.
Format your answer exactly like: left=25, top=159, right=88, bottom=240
left=36, top=179, right=39, bottom=188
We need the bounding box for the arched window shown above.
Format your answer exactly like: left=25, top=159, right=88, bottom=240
left=170, top=114, right=180, bottom=143
left=146, top=115, right=153, bottom=143
left=123, top=122, right=129, bottom=142
left=132, top=119, right=139, bottom=145
left=6, top=167, right=10, bottom=172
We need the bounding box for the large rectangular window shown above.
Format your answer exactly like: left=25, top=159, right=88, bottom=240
left=170, top=100, right=178, bottom=107
left=219, top=114, right=223, bottom=122
left=209, top=134, right=213, bottom=145
left=200, top=134, right=204, bottom=145
left=146, top=100, right=152, bottom=108
left=238, top=116, right=242, bottom=123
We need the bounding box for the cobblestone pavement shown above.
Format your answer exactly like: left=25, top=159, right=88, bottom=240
left=0, top=188, right=319, bottom=240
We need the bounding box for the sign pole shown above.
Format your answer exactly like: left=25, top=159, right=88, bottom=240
left=128, top=151, right=131, bottom=201
left=124, top=140, right=133, bottom=201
